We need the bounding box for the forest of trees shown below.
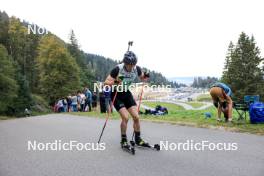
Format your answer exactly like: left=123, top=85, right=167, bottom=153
left=0, top=11, right=179, bottom=116
left=191, top=77, right=219, bottom=88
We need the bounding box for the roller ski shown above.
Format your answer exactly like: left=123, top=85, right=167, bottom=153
left=121, top=140, right=135, bottom=155
left=132, top=133, right=160, bottom=151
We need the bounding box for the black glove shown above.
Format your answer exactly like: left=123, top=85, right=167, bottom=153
left=114, top=75, right=124, bottom=84
left=114, top=79, right=122, bottom=84
left=143, top=72, right=150, bottom=78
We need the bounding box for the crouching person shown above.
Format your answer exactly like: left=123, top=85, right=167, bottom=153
left=210, top=82, right=233, bottom=123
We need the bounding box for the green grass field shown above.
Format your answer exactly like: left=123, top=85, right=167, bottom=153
left=142, top=101, right=184, bottom=111
left=196, top=94, right=212, bottom=102
left=184, top=101, right=206, bottom=108
left=70, top=102, right=264, bottom=135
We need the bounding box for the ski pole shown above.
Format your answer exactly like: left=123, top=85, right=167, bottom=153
left=97, top=76, right=125, bottom=143
left=97, top=87, right=118, bottom=144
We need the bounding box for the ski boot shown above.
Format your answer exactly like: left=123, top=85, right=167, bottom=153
left=135, top=138, right=150, bottom=147
left=134, top=137, right=160, bottom=151
left=121, top=140, right=135, bottom=155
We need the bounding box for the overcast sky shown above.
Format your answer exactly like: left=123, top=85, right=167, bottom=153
left=1, top=0, right=264, bottom=78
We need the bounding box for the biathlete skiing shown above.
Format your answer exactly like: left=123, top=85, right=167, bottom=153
left=103, top=43, right=150, bottom=150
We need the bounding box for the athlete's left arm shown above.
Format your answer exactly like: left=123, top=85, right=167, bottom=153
left=137, top=66, right=149, bottom=81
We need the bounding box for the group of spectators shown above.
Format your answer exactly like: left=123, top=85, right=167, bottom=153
left=54, top=86, right=115, bottom=114
left=54, top=87, right=97, bottom=113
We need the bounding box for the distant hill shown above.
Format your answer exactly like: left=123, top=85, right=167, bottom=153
left=169, top=76, right=220, bottom=88
left=168, top=77, right=195, bottom=85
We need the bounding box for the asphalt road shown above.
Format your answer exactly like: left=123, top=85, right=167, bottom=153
left=0, top=114, right=263, bottom=176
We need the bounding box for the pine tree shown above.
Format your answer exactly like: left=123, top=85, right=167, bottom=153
left=67, top=30, right=95, bottom=87
left=69, top=30, right=79, bottom=53
left=68, top=30, right=83, bottom=65
left=222, top=32, right=264, bottom=101
left=222, top=42, right=234, bottom=83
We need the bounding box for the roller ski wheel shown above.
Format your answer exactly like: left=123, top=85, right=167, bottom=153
left=121, top=141, right=135, bottom=155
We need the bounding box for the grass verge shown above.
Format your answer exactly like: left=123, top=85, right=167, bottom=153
left=70, top=102, right=264, bottom=135
left=184, top=101, right=206, bottom=108
left=0, top=116, right=16, bottom=120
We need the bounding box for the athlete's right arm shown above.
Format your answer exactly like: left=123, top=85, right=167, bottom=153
left=104, top=75, right=115, bottom=86
left=104, top=66, right=120, bottom=86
